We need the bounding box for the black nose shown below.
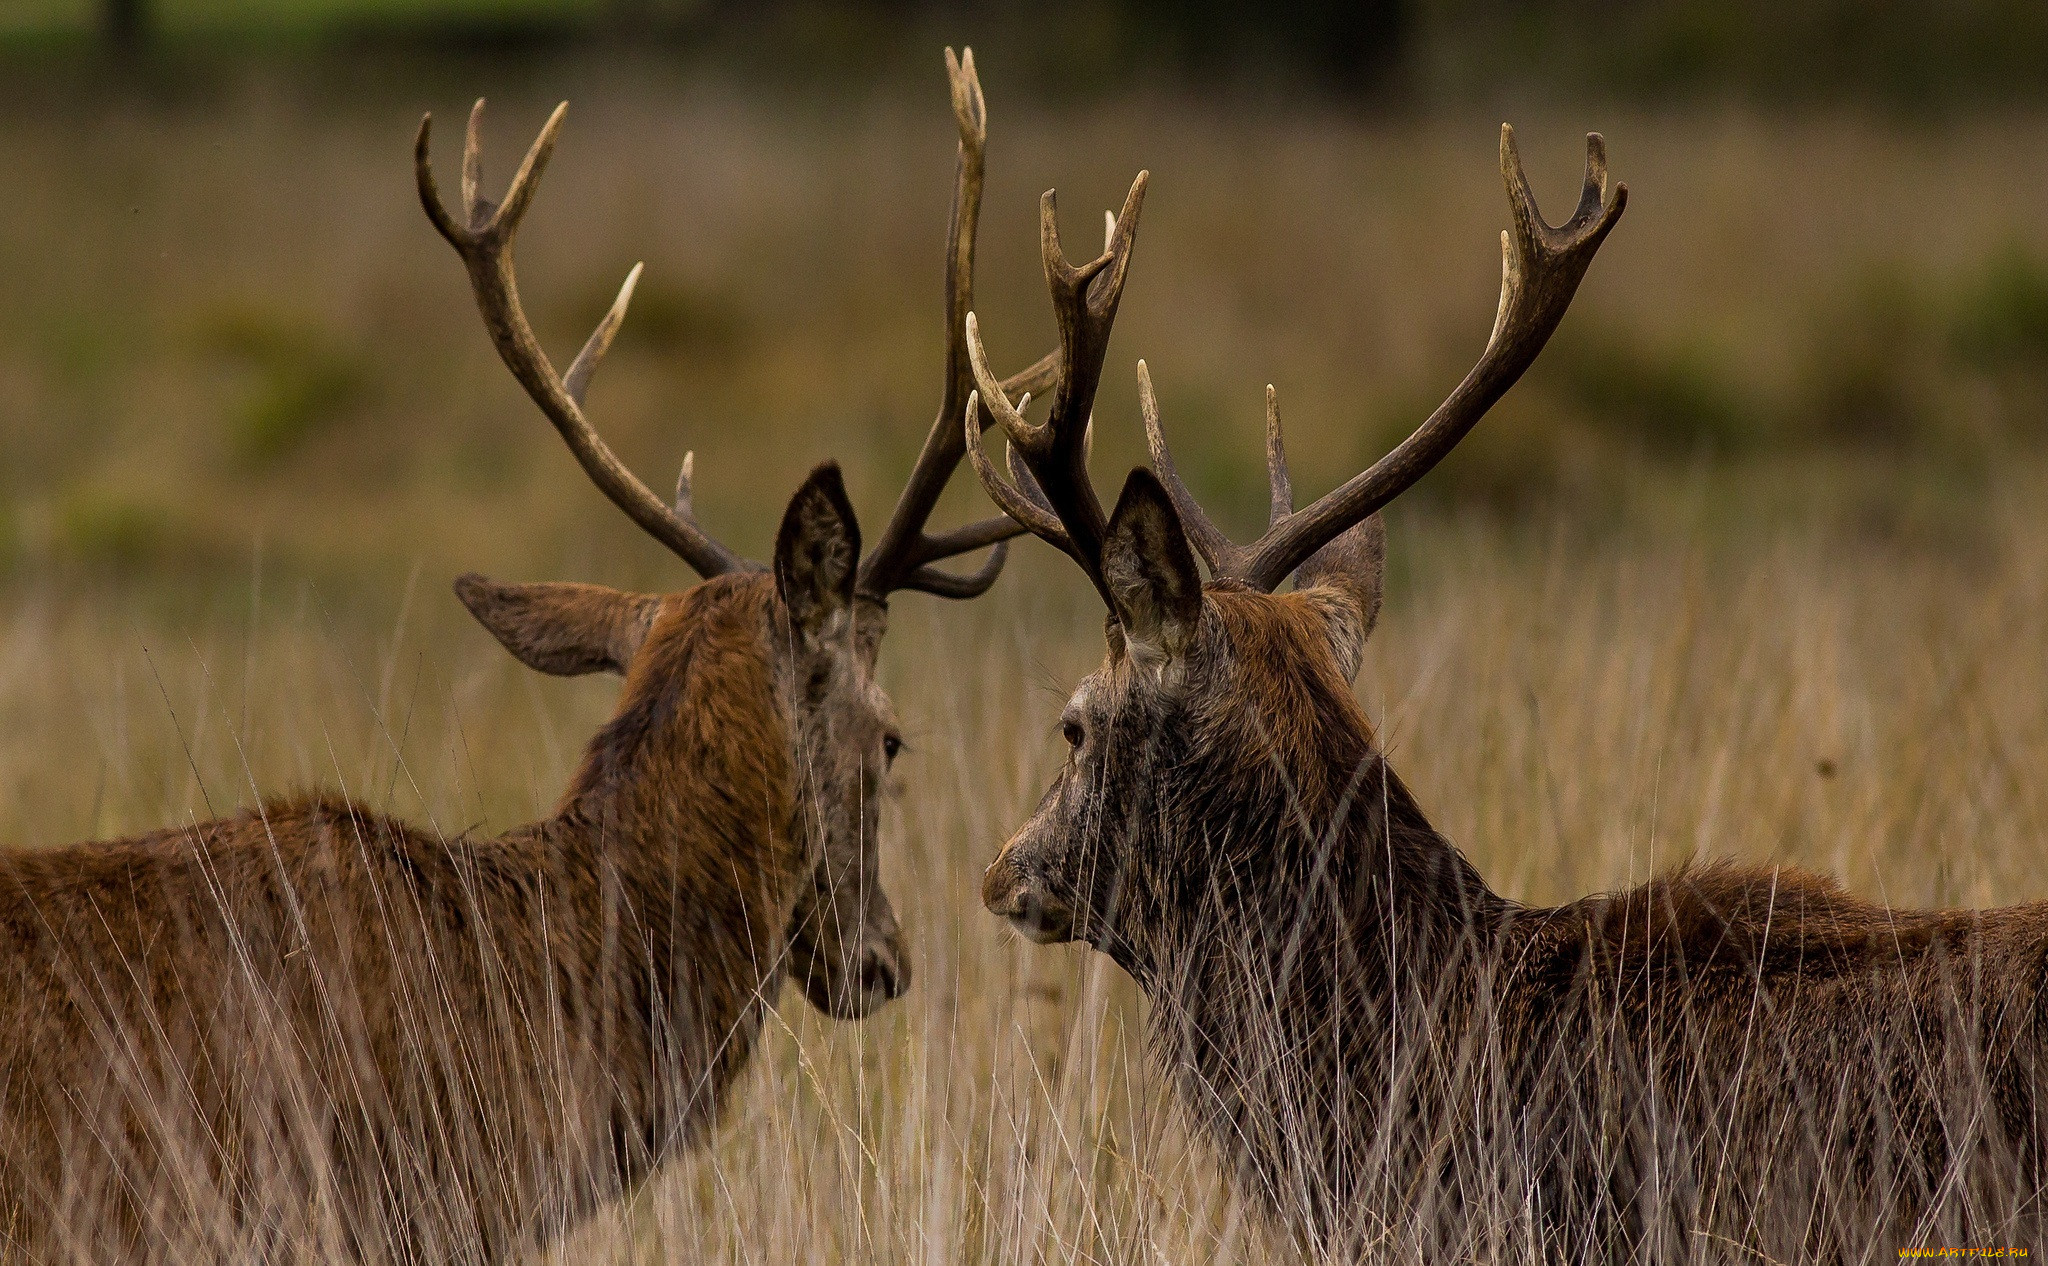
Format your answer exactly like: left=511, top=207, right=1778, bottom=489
left=858, top=947, right=908, bottom=1001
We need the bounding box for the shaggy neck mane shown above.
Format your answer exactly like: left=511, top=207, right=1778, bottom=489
left=1145, top=588, right=1512, bottom=1240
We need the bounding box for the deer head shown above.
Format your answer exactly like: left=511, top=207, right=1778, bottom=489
left=418, top=50, right=1061, bottom=1019
left=964, top=127, right=1624, bottom=974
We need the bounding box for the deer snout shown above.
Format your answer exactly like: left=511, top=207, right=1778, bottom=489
left=983, top=846, right=1074, bottom=944
left=819, top=935, right=908, bottom=1020
left=857, top=939, right=909, bottom=1005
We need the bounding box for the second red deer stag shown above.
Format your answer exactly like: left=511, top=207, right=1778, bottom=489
left=0, top=49, right=1047, bottom=1262
left=966, top=130, right=2048, bottom=1261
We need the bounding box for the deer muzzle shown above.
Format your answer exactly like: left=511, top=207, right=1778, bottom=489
left=982, top=845, right=1074, bottom=944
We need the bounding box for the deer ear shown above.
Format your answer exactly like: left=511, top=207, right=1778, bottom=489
left=775, top=463, right=861, bottom=649
left=1103, top=468, right=1204, bottom=667
left=1293, top=513, right=1384, bottom=681
left=455, top=575, right=661, bottom=677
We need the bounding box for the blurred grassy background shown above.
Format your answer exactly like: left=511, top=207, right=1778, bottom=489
left=7, top=67, right=2048, bottom=601
left=3, top=7, right=2048, bottom=1260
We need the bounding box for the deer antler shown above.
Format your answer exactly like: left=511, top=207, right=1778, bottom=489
left=855, top=47, right=1062, bottom=603
left=963, top=171, right=1149, bottom=606
left=1146, top=126, right=1626, bottom=591
left=417, top=101, right=752, bottom=579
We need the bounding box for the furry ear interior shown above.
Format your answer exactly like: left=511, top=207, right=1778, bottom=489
left=774, top=463, right=861, bottom=649
left=1292, top=513, right=1384, bottom=680
left=1103, top=469, right=1204, bottom=666
left=454, top=575, right=661, bottom=677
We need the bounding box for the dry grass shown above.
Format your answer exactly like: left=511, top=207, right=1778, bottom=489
left=5, top=61, right=2048, bottom=1261
left=6, top=500, right=2048, bottom=1261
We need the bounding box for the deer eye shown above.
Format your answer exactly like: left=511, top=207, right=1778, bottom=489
left=1061, top=719, right=1085, bottom=751
left=882, top=733, right=903, bottom=764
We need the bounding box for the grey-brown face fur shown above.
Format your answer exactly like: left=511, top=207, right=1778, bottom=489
left=779, top=598, right=909, bottom=1019
left=982, top=471, right=1382, bottom=980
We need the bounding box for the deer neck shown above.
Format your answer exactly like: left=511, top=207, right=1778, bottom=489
left=548, top=584, right=806, bottom=937
left=1145, top=696, right=1509, bottom=1225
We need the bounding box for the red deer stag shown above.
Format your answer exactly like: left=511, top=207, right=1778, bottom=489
left=0, top=49, right=1049, bottom=1263
left=965, top=131, right=2048, bottom=1261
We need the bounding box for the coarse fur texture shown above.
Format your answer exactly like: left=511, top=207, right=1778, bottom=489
left=0, top=469, right=911, bottom=1261
left=985, top=507, right=2048, bottom=1262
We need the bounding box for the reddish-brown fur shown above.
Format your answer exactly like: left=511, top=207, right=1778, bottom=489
left=0, top=474, right=909, bottom=1260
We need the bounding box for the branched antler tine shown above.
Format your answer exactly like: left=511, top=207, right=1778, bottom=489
left=1501, top=125, right=1625, bottom=261
left=965, top=312, right=1040, bottom=448
left=1233, top=125, right=1624, bottom=592
left=1094, top=173, right=1148, bottom=315
left=964, top=390, right=1071, bottom=551
left=1572, top=132, right=1609, bottom=226
left=948, top=46, right=986, bottom=150
left=486, top=102, right=566, bottom=243
left=858, top=49, right=1058, bottom=600
left=1499, top=123, right=1545, bottom=265
left=921, top=514, right=1026, bottom=559
left=899, top=540, right=1009, bottom=599
left=461, top=99, right=487, bottom=228
left=565, top=262, right=640, bottom=407
left=1265, top=384, right=1293, bottom=526
left=414, top=115, right=463, bottom=246
left=1137, top=360, right=1231, bottom=572
left=417, top=104, right=747, bottom=580
left=1022, top=172, right=1147, bottom=577
left=935, top=43, right=987, bottom=434
left=674, top=451, right=694, bottom=516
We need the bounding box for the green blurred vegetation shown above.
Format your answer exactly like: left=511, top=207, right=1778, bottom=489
left=1431, top=0, right=2048, bottom=102
left=2, top=0, right=612, bottom=39
left=5, top=0, right=2045, bottom=102
left=198, top=304, right=371, bottom=468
